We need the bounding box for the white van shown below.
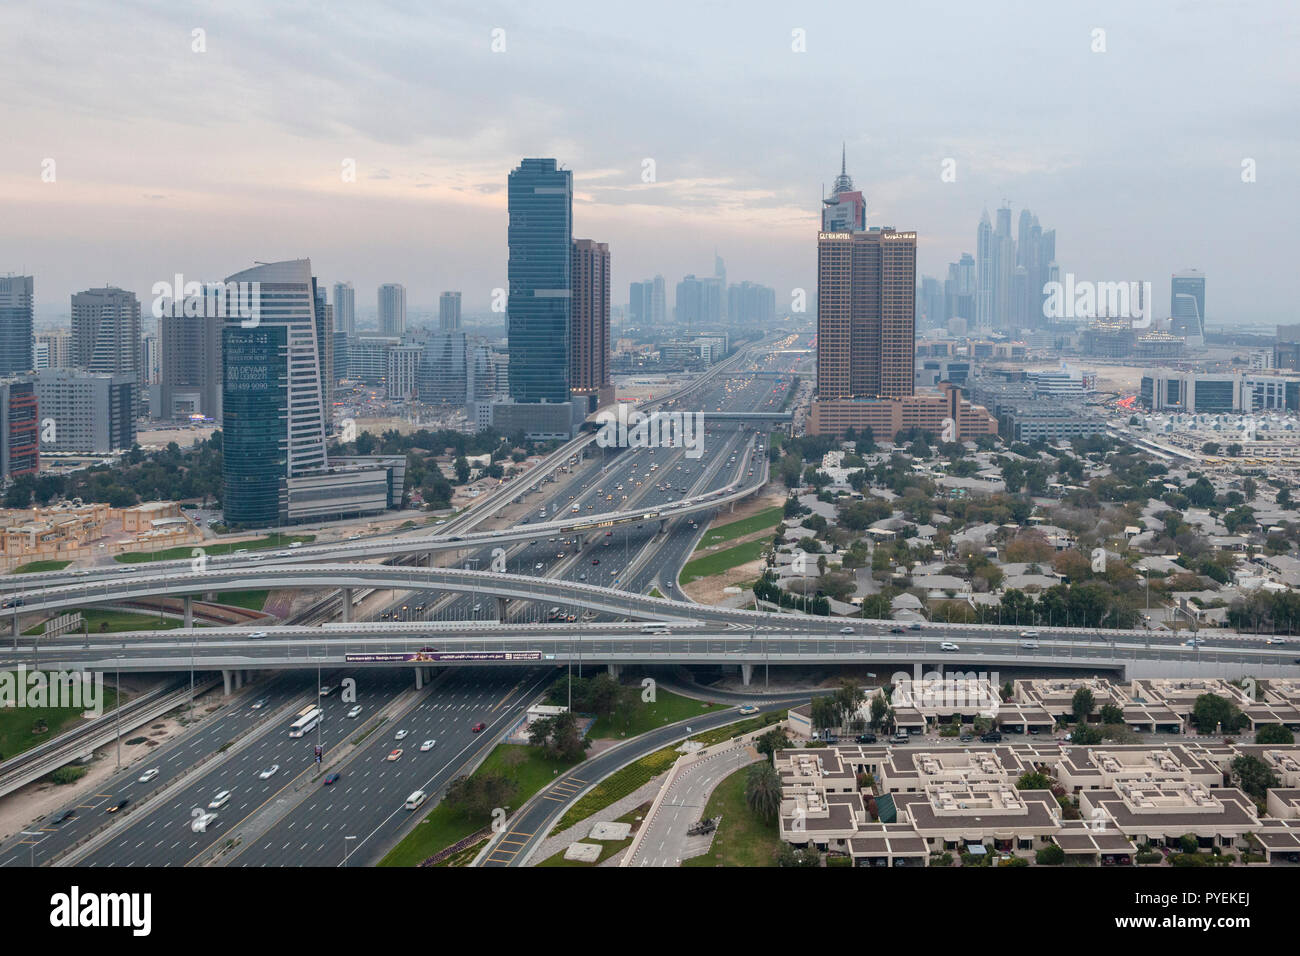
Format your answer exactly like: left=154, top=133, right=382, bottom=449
left=404, top=790, right=427, bottom=811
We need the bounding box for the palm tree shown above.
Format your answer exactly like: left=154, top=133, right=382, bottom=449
left=745, top=761, right=783, bottom=821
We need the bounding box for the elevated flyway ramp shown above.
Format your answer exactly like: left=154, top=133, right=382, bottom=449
left=2, top=444, right=768, bottom=594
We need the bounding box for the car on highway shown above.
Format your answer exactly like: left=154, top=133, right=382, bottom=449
left=1021, top=640, right=1039, bottom=649
left=940, top=642, right=960, bottom=651
left=472, top=722, right=487, bottom=733
left=346, top=705, right=362, bottom=718
left=591, top=559, right=600, bottom=565
left=738, top=704, right=759, bottom=715
left=1266, top=637, right=1288, bottom=645
left=386, top=749, right=403, bottom=761
left=319, top=685, right=335, bottom=697
left=419, top=739, right=436, bottom=751
left=57, top=809, right=77, bottom=824
left=207, top=791, right=231, bottom=809
left=394, top=729, right=408, bottom=740
left=889, top=627, right=905, bottom=634
left=535, top=563, right=544, bottom=570
left=248, top=631, right=268, bottom=640
left=106, top=797, right=130, bottom=813
left=137, top=767, right=160, bottom=784
left=259, top=764, right=279, bottom=779
left=250, top=697, right=269, bottom=709
left=1184, top=638, right=1205, bottom=647
left=323, top=772, right=341, bottom=786
left=839, top=626, right=854, bottom=634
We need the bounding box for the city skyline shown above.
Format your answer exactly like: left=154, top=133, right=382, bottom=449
left=2, top=2, right=1294, bottom=324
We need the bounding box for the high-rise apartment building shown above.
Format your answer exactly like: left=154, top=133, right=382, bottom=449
left=674, top=275, right=723, bottom=328
left=377, top=283, right=406, bottom=336
left=728, top=282, right=776, bottom=325
left=34, top=329, right=71, bottom=369
left=159, top=308, right=221, bottom=421
left=506, top=158, right=572, bottom=405
left=29, top=368, right=136, bottom=453
left=0, top=275, right=34, bottom=375
left=333, top=281, right=355, bottom=335
left=71, top=286, right=142, bottom=416
left=571, top=238, right=612, bottom=412
left=628, top=281, right=653, bottom=325
left=439, top=291, right=462, bottom=331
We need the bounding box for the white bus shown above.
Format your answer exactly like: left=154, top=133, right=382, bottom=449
left=289, top=707, right=323, bottom=738
left=640, top=622, right=672, bottom=635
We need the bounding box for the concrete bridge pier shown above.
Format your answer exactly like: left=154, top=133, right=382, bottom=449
left=415, top=667, right=424, bottom=690
left=183, top=595, right=193, bottom=628
left=222, top=670, right=232, bottom=695
left=341, top=588, right=353, bottom=623
left=607, top=663, right=621, bottom=680
left=740, top=663, right=754, bottom=686
left=233, top=670, right=242, bottom=691
left=496, top=596, right=509, bottom=621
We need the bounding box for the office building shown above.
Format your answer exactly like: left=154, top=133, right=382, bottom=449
left=312, top=278, right=335, bottom=423
left=1276, top=324, right=1300, bottom=371
left=571, top=238, right=613, bottom=413
left=377, top=283, right=406, bottom=336
left=0, top=275, right=34, bottom=375
left=34, top=329, right=71, bottom=370
left=417, top=328, right=468, bottom=405
left=29, top=368, right=136, bottom=453
left=674, top=274, right=723, bottom=328
left=438, top=291, right=462, bottom=331
left=728, top=282, right=776, bottom=326
left=0, top=379, right=38, bottom=479
left=628, top=280, right=653, bottom=325
left=1139, top=369, right=1292, bottom=414
left=71, top=286, right=141, bottom=416
left=1171, top=270, right=1207, bottom=345
left=333, top=281, right=355, bottom=335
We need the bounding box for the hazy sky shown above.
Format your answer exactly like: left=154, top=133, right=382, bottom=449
left=2, top=0, right=1296, bottom=326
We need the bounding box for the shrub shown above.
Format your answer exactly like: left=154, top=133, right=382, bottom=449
left=1035, top=844, right=1065, bottom=866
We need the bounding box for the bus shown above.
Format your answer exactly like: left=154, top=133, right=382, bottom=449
left=640, top=622, right=672, bottom=635
left=289, top=707, right=323, bottom=738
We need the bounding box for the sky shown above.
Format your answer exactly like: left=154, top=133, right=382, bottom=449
left=1, top=0, right=1297, bottom=326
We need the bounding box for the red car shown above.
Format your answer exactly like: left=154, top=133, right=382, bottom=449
left=472, top=722, right=486, bottom=733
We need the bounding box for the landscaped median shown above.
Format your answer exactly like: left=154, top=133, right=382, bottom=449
left=681, top=762, right=787, bottom=867
left=693, top=506, right=783, bottom=552
left=378, top=744, right=581, bottom=868
left=113, top=532, right=314, bottom=563
left=680, top=538, right=767, bottom=584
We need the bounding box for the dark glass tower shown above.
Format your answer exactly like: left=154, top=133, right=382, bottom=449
left=0, top=276, right=34, bottom=375
left=221, top=323, right=288, bottom=526
left=507, top=158, right=572, bottom=404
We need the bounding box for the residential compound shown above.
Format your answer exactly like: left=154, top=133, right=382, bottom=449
left=775, top=736, right=1300, bottom=867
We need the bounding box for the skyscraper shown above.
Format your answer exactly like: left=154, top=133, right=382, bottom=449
left=0, top=275, right=34, bottom=375
left=377, top=283, right=406, bottom=336
left=975, top=210, right=994, bottom=329
left=507, top=157, right=572, bottom=405
left=222, top=259, right=327, bottom=526
left=571, top=238, right=612, bottom=413
left=1171, top=270, right=1207, bottom=345
left=312, top=278, right=335, bottom=426
left=71, top=286, right=142, bottom=416
left=628, top=281, right=652, bottom=325
left=439, top=291, right=462, bottom=331
left=821, top=145, right=866, bottom=233
left=674, top=275, right=723, bottom=328
left=333, top=281, right=355, bottom=335
left=714, top=254, right=727, bottom=322
left=159, top=304, right=222, bottom=420
left=650, top=275, right=667, bottom=325
left=816, top=228, right=917, bottom=402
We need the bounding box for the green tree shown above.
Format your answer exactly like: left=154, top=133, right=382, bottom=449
left=745, top=761, right=783, bottom=821
left=1035, top=844, right=1065, bottom=866
left=1230, top=754, right=1280, bottom=800
left=1255, top=724, right=1295, bottom=745
left=1071, top=687, right=1096, bottom=725
left=1099, top=703, right=1124, bottom=725
left=1016, top=771, right=1053, bottom=790
left=1190, top=693, right=1247, bottom=735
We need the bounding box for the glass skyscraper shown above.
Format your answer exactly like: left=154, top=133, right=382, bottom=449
left=507, top=157, right=572, bottom=404
left=0, top=275, right=34, bottom=375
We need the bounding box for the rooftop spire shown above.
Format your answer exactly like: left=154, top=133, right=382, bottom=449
left=831, top=143, right=854, bottom=196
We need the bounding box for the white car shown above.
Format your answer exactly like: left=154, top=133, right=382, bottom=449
left=940, top=642, right=960, bottom=652
left=259, top=764, right=279, bottom=780
left=1266, top=637, right=1288, bottom=645
left=347, top=705, right=362, bottom=718
left=1021, top=640, right=1039, bottom=649
left=248, top=631, right=268, bottom=640
left=250, top=697, right=268, bottom=709
left=419, top=739, right=436, bottom=752
left=839, top=626, right=854, bottom=634
left=394, top=729, right=408, bottom=741
left=208, top=790, right=232, bottom=809
left=738, top=704, right=759, bottom=715
left=137, top=767, right=160, bottom=784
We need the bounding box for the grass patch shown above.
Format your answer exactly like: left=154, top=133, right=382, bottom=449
left=0, top=671, right=120, bottom=761
left=586, top=689, right=720, bottom=740
left=680, top=539, right=767, bottom=584
left=26, top=608, right=185, bottom=637
left=212, top=590, right=269, bottom=612
left=648, top=587, right=664, bottom=598
left=694, top=506, right=783, bottom=552
left=536, top=804, right=645, bottom=867
left=12, top=560, right=71, bottom=574
left=378, top=744, right=581, bottom=867
left=553, top=744, right=680, bottom=833
left=114, top=533, right=315, bottom=563
left=681, top=764, right=784, bottom=867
